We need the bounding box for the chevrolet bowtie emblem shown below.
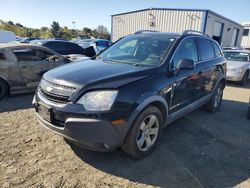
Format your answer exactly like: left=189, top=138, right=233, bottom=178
left=46, top=86, right=53, bottom=92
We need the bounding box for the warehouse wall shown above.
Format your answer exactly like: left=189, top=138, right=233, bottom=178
left=241, top=22, right=250, bottom=49
left=112, top=9, right=205, bottom=41
left=205, top=12, right=243, bottom=47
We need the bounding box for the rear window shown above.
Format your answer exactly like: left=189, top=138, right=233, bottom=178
left=224, top=52, right=249, bottom=62
left=197, top=38, right=215, bottom=61
left=0, top=52, right=6, bottom=60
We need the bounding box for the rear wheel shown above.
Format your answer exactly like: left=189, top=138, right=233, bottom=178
left=121, top=106, right=163, bottom=159
left=241, top=71, right=249, bottom=86
left=205, top=83, right=223, bottom=112
left=0, top=79, right=8, bottom=100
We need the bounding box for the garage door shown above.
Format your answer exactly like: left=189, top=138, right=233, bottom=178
left=212, top=22, right=223, bottom=44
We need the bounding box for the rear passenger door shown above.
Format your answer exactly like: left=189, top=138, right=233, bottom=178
left=195, top=38, right=222, bottom=96
left=170, top=38, right=204, bottom=112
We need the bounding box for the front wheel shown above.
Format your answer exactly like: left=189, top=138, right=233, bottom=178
left=121, top=106, right=163, bottom=159
left=0, top=79, right=8, bottom=100
left=205, top=83, right=223, bottom=112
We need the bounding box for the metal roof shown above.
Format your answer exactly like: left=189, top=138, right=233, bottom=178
left=111, top=8, right=243, bottom=28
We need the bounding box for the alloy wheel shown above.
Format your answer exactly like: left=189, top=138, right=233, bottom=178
left=136, top=114, right=159, bottom=152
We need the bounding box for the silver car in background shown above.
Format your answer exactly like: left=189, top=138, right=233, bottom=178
left=224, top=50, right=250, bottom=85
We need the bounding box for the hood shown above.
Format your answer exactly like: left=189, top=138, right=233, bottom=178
left=43, top=59, right=157, bottom=89
left=226, top=60, right=250, bottom=69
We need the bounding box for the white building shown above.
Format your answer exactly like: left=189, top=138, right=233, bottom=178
left=111, top=8, right=243, bottom=47
left=241, top=22, right=250, bottom=50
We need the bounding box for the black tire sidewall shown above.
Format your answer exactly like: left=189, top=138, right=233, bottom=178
left=0, top=79, right=8, bottom=99
left=123, top=106, right=163, bottom=159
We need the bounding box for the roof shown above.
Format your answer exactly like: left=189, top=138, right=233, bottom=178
left=111, top=8, right=243, bottom=28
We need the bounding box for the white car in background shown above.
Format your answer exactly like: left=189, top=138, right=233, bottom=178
left=223, top=50, right=250, bottom=85
left=0, top=30, right=16, bottom=43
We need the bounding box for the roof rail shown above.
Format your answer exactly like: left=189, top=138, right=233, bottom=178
left=182, top=30, right=210, bottom=38
left=134, top=30, right=159, bottom=34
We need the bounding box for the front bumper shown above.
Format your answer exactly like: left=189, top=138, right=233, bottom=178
left=34, top=94, right=129, bottom=151
left=226, top=72, right=243, bottom=81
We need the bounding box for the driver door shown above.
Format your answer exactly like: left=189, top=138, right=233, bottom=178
left=14, top=48, right=64, bottom=88
left=169, top=38, right=203, bottom=113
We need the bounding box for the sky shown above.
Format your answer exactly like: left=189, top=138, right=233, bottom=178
left=0, top=0, right=250, bottom=31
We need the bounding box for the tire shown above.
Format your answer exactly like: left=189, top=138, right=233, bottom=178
left=121, top=106, right=163, bottom=159
left=241, top=71, right=249, bottom=86
left=205, top=83, right=223, bottom=112
left=0, top=79, right=8, bottom=100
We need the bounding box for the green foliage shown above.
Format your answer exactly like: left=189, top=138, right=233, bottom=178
left=0, top=20, right=111, bottom=40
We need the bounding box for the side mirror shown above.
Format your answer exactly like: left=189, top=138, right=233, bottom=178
left=178, top=58, right=195, bottom=70
left=172, top=58, right=195, bottom=76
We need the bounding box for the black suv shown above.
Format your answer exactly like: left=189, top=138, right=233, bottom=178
left=33, top=30, right=226, bottom=158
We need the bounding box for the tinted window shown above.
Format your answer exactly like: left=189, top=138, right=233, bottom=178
left=172, top=38, right=198, bottom=68
left=212, top=42, right=222, bottom=57
left=197, top=38, right=215, bottom=61
left=45, top=42, right=65, bottom=52
left=65, top=43, right=83, bottom=54
left=243, top=29, right=249, bottom=36
left=0, top=53, right=6, bottom=60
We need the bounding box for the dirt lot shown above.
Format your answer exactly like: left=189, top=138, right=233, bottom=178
left=0, top=83, right=250, bottom=188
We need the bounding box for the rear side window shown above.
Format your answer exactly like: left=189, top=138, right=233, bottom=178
left=172, top=38, right=198, bottom=68
left=212, top=42, right=222, bottom=58
left=0, top=52, right=6, bottom=60
left=197, top=38, right=214, bottom=61
left=65, top=43, right=83, bottom=54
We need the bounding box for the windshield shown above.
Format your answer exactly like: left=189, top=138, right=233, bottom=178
left=99, top=35, right=177, bottom=67
left=224, top=52, right=250, bottom=62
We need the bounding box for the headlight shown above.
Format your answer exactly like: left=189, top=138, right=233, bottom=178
left=229, top=68, right=243, bottom=73
left=77, top=90, right=118, bottom=111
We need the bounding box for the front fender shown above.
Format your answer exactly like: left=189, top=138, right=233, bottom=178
left=126, top=91, right=169, bottom=130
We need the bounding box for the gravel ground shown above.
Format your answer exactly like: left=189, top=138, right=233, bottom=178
left=0, top=82, right=250, bottom=188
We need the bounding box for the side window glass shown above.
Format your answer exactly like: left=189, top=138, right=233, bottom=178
left=212, top=42, right=222, bottom=58
left=173, top=38, right=198, bottom=68
left=197, top=38, right=215, bottom=60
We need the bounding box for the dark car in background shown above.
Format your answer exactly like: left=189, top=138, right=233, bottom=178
left=33, top=30, right=226, bottom=158
left=31, top=40, right=85, bottom=55
left=0, top=43, right=70, bottom=99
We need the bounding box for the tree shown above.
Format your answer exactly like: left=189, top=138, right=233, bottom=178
left=95, top=25, right=110, bottom=40
left=51, top=21, right=61, bottom=38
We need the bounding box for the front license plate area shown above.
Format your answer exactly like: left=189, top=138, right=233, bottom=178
left=37, top=103, right=52, bottom=122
